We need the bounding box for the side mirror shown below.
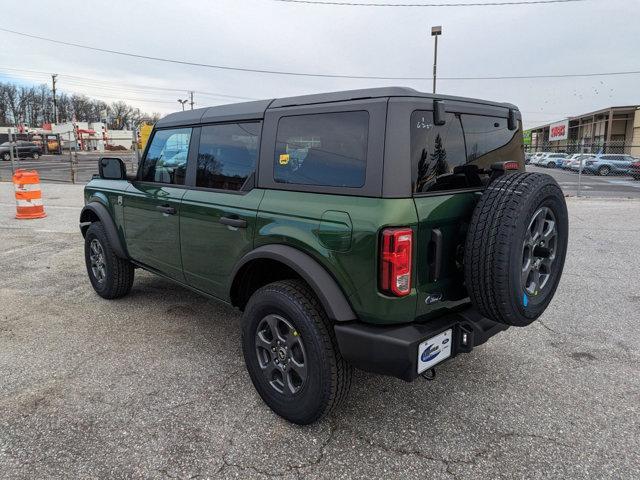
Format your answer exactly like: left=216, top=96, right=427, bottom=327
left=99, top=157, right=127, bottom=180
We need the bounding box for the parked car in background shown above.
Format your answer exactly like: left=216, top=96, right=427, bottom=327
left=529, top=152, right=550, bottom=165
left=538, top=152, right=568, bottom=168
left=582, top=154, right=636, bottom=176
left=0, top=141, right=42, bottom=161
left=568, top=154, right=596, bottom=172
left=630, top=159, right=640, bottom=180
left=525, top=152, right=533, bottom=164
left=561, top=154, right=582, bottom=170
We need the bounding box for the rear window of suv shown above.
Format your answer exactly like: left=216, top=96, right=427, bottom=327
left=274, top=111, right=369, bottom=188
left=411, top=111, right=521, bottom=193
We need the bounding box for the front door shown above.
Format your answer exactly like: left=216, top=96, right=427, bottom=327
left=123, top=127, right=194, bottom=282
left=180, top=122, right=263, bottom=299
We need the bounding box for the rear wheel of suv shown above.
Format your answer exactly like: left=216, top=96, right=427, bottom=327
left=32, top=152, right=40, bottom=160
left=2, top=152, right=10, bottom=161
left=598, top=165, right=611, bottom=176
left=464, top=172, right=568, bottom=327
left=84, top=222, right=134, bottom=299
left=241, top=279, right=352, bottom=425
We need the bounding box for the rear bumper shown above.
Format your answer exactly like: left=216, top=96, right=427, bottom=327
left=334, top=308, right=508, bottom=382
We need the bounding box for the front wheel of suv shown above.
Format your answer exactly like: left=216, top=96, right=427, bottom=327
left=241, top=279, right=352, bottom=425
left=84, top=221, right=134, bottom=299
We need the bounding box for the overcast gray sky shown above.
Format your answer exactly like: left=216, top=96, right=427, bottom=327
left=0, top=0, right=638, bottom=128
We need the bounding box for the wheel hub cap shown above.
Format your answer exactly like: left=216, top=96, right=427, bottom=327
left=254, top=314, right=307, bottom=395
left=522, top=207, right=557, bottom=297
left=89, top=239, right=106, bottom=284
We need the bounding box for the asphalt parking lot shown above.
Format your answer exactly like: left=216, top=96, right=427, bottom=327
left=1, top=182, right=639, bottom=479
left=527, top=165, right=640, bottom=198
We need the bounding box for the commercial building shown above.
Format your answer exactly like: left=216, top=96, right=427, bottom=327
left=528, top=105, right=640, bottom=156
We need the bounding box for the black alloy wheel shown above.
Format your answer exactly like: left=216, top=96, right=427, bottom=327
left=521, top=207, right=557, bottom=298
left=255, top=314, right=308, bottom=395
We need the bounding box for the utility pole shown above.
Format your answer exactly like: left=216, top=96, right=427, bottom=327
left=431, top=26, right=442, bottom=94
left=51, top=74, right=58, bottom=124
left=189, top=91, right=194, bottom=110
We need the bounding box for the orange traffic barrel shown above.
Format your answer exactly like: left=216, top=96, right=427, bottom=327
left=13, top=169, right=46, bottom=219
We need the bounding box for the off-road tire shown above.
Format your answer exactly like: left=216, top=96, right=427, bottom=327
left=464, top=172, right=568, bottom=327
left=241, top=279, right=352, bottom=425
left=84, top=222, right=134, bottom=299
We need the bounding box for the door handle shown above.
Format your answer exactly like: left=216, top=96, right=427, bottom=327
left=219, top=216, right=247, bottom=229
left=428, top=228, right=443, bottom=282
left=156, top=204, right=177, bottom=215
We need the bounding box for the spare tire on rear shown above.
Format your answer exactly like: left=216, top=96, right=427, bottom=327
left=464, top=172, right=568, bottom=327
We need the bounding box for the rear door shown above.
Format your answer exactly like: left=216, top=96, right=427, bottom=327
left=409, top=105, right=524, bottom=317
left=180, top=121, right=263, bottom=299
left=123, top=127, right=194, bottom=281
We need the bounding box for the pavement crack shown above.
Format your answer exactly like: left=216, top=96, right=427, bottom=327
left=538, top=319, right=560, bottom=334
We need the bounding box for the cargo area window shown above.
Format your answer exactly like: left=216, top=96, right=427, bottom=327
left=460, top=114, right=520, bottom=164
left=274, top=111, right=369, bottom=188
left=196, top=122, right=260, bottom=191
left=411, top=111, right=522, bottom=194
left=139, top=128, right=192, bottom=185
left=411, top=111, right=466, bottom=193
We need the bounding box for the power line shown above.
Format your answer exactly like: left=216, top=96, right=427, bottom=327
left=0, top=66, right=256, bottom=100
left=1, top=27, right=638, bottom=81
left=270, top=0, right=585, bottom=6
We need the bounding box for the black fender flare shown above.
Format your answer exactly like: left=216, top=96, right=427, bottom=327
left=230, top=244, right=357, bottom=322
left=79, top=202, right=128, bottom=259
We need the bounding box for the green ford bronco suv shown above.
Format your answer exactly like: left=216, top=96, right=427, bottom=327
left=80, top=87, right=568, bottom=424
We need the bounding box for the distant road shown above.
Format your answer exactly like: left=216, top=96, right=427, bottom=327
left=2, top=155, right=639, bottom=198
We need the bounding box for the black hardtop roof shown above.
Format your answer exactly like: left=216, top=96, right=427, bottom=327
left=155, top=87, right=518, bottom=128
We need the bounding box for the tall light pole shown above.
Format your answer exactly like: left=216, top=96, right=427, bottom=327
left=431, top=25, right=442, bottom=94
left=51, top=74, right=58, bottom=124
left=177, top=99, right=188, bottom=111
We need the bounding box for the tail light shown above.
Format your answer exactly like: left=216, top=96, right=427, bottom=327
left=379, top=228, right=413, bottom=296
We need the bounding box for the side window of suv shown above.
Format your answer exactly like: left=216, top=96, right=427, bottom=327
left=411, top=111, right=466, bottom=193
left=274, top=111, right=369, bottom=188
left=460, top=114, right=519, bottom=164
left=196, top=122, right=260, bottom=191
left=139, top=128, right=192, bottom=185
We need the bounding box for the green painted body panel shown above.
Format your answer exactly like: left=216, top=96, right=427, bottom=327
left=413, top=192, right=481, bottom=319
left=180, top=188, right=265, bottom=299
left=83, top=184, right=481, bottom=326
left=123, top=183, right=186, bottom=282
left=255, top=190, right=420, bottom=325
left=84, top=179, right=129, bottom=250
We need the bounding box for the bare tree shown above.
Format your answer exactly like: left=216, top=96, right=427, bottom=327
left=0, top=80, right=158, bottom=128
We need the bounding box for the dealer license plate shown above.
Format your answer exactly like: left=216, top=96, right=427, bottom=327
left=417, top=329, right=452, bottom=374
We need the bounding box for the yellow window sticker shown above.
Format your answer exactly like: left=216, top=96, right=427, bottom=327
left=279, top=153, right=290, bottom=165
